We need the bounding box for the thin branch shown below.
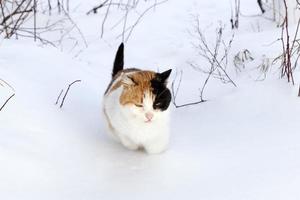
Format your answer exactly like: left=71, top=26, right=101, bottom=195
left=100, top=0, right=112, bottom=38
left=0, top=78, right=15, bottom=92
left=257, top=0, right=265, bottom=14
left=86, top=0, right=110, bottom=15
left=33, top=0, right=37, bottom=41
left=194, top=19, right=236, bottom=87
left=121, top=7, right=129, bottom=42
left=172, top=19, right=236, bottom=109
left=279, top=0, right=295, bottom=84
left=61, top=6, right=88, bottom=47
left=48, top=0, right=52, bottom=15
left=55, top=89, right=64, bottom=105
left=0, top=93, right=15, bottom=112
left=125, top=0, right=168, bottom=42
left=171, top=70, right=206, bottom=109
left=59, top=80, right=81, bottom=108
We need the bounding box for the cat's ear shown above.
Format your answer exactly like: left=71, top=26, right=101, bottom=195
left=156, top=69, right=172, bottom=83
left=121, top=74, right=136, bottom=86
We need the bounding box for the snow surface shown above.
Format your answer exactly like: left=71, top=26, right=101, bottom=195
left=1, top=0, right=300, bottom=199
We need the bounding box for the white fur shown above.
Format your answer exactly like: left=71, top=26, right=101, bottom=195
left=103, top=86, right=170, bottom=154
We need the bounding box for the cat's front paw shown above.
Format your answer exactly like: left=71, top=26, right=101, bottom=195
left=119, top=135, right=139, bottom=151
left=144, top=139, right=168, bottom=154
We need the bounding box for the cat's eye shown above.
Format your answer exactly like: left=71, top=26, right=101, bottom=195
left=135, top=104, right=143, bottom=107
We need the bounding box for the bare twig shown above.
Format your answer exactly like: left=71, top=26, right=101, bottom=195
left=8, top=0, right=34, bottom=38
left=86, top=0, right=109, bottom=15
left=100, top=0, right=112, bottom=38
left=121, top=7, right=129, bottom=42
left=172, top=19, right=236, bottom=109
left=1, top=0, right=87, bottom=52
left=194, top=19, right=236, bottom=87
left=0, top=93, right=15, bottom=112
left=33, top=0, right=37, bottom=41
left=171, top=70, right=206, bottom=108
left=0, top=78, right=16, bottom=112
left=230, top=0, right=240, bottom=29
left=88, top=0, right=168, bottom=41
left=59, top=80, right=81, bottom=108
left=124, top=0, right=168, bottom=42
left=278, top=0, right=295, bottom=84
left=55, top=89, right=64, bottom=105
left=257, top=0, right=265, bottom=14
left=61, top=6, right=88, bottom=47
left=48, top=0, right=52, bottom=15
left=0, top=78, right=15, bottom=92
left=57, top=0, right=62, bottom=14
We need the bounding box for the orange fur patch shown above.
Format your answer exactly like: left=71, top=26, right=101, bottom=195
left=105, top=70, right=157, bottom=106
left=120, top=71, right=156, bottom=105
left=106, top=70, right=157, bottom=104
left=105, top=68, right=140, bottom=94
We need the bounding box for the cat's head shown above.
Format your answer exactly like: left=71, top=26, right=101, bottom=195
left=119, top=69, right=172, bottom=123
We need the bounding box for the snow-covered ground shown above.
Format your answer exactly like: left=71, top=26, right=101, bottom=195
left=1, top=0, right=300, bottom=199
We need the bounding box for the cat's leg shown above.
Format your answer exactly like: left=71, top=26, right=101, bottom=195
left=143, top=134, right=169, bottom=154
left=119, top=135, right=139, bottom=150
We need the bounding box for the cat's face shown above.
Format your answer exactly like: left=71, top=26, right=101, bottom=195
left=119, top=69, right=172, bottom=123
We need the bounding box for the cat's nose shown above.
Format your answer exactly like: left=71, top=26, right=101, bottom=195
left=145, top=112, right=154, bottom=121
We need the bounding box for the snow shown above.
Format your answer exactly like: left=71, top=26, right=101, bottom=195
left=1, top=0, right=300, bottom=199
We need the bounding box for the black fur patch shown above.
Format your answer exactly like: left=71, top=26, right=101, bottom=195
left=151, top=70, right=172, bottom=111
left=112, top=43, right=124, bottom=78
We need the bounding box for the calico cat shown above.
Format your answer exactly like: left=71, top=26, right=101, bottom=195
left=103, top=43, right=172, bottom=154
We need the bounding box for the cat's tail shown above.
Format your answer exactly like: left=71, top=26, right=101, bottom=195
left=112, top=43, right=124, bottom=78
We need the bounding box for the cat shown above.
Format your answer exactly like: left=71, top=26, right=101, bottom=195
left=102, top=43, right=172, bottom=154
